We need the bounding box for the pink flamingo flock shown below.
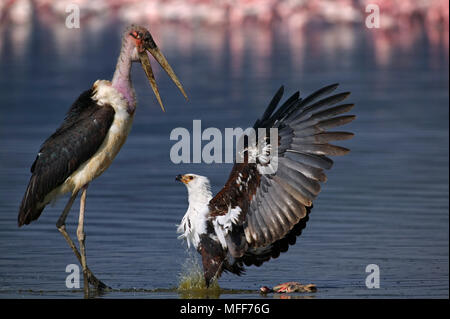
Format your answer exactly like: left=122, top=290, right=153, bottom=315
left=1, top=0, right=448, bottom=30
left=0, top=1, right=448, bottom=68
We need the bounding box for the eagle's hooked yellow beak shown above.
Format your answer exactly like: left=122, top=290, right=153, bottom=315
left=175, top=174, right=193, bottom=184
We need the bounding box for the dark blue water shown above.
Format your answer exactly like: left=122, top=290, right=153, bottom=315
left=0, top=20, right=448, bottom=298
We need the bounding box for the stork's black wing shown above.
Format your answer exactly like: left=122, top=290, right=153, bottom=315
left=18, top=88, right=115, bottom=226
left=208, top=84, right=355, bottom=267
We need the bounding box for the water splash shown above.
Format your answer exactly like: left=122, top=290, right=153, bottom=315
left=176, top=252, right=221, bottom=298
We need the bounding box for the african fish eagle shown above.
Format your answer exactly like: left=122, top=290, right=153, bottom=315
left=176, top=84, right=355, bottom=286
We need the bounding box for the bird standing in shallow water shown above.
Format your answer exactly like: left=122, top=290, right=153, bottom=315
left=18, top=25, right=187, bottom=295
left=176, top=84, right=355, bottom=287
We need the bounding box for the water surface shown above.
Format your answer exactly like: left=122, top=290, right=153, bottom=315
left=0, top=20, right=448, bottom=298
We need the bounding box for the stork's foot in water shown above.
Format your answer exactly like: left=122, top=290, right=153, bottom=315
left=85, top=268, right=110, bottom=290
left=260, top=282, right=317, bottom=294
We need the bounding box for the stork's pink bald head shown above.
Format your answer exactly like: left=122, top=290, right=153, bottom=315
left=113, top=25, right=188, bottom=112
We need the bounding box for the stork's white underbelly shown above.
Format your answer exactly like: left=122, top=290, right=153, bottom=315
left=42, top=80, right=135, bottom=205
left=67, top=108, right=134, bottom=192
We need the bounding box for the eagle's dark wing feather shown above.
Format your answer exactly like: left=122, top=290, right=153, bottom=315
left=18, top=88, right=115, bottom=226
left=208, top=84, right=355, bottom=268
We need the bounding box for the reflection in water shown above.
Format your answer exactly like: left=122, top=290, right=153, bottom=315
left=272, top=294, right=316, bottom=300
left=13, top=286, right=261, bottom=298
left=7, top=21, right=31, bottom=59
left=0, top=10, right=447, bottom=77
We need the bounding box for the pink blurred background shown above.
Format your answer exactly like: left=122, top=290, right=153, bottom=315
left=0, top=0, right=448, bottom=69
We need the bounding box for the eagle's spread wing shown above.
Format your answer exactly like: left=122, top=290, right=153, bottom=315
left=208, top=84, right=355, bottom=267
left=18, top=88, right=115, bottom=226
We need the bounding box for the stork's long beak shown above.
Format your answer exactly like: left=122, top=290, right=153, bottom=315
left=139, top=43, right=188, bottom=112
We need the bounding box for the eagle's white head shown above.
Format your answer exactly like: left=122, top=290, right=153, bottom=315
left=175, top=174, right=212, bottom=204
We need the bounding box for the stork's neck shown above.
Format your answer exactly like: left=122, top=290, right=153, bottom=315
left=111, top=36, right=136, bottom=113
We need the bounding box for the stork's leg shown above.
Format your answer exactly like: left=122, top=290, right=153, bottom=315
left=77, top=184, right=90, bottom=297
left=56, top=189, right=108, bottom=291
left=56, top=191, right=79, bottom=260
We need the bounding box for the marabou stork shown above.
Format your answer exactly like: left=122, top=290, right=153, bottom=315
left=176, top=84, right=355, bottom=287
left=18, top=25, right=187, bottom=293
